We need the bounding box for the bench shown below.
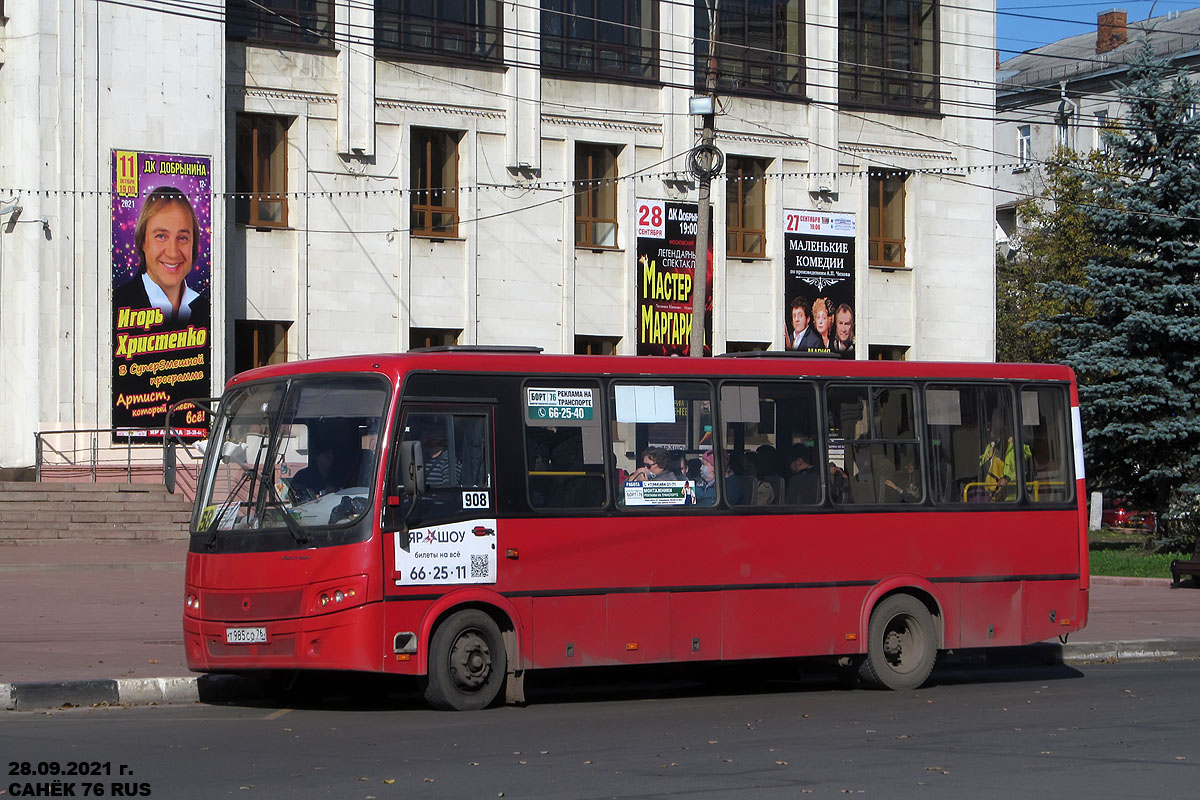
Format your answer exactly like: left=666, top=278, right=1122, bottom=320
left=1170, top=559, right=1200, bottom=587
left=1170, top=536, right=1200, bottom=587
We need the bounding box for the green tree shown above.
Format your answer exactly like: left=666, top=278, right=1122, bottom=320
left=1044, top=40, right=1200, bottom=546
left=997, top=149, right=1114, bottom=363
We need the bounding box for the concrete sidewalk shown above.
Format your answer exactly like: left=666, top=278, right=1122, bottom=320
left=2, top=542, right=1199, bottom=711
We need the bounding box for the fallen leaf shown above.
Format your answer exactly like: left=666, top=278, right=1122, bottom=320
left=423, top=778, right=434, bottom=783
left=775, top=760, right=788, bottom=766
left=381, top=779, right=395, bottom=785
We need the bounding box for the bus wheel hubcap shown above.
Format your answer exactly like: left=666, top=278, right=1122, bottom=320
left=449, top=631, right=491, bottom=690
left=883, top=617, right=918, bottom=672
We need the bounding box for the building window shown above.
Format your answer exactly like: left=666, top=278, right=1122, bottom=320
left=839, top=0, right=938, bottom=113
left=1094, top=111, right=1109, bottom=151
left=410, top=327, right=462, bottom=349
left=868, top=171, right=905, bottom=267
left=869, top=345, right=909, bottom=361
left=575, top=335, right=620, bottom=354
left=227, top=0, right=334, bottom=48
left=1017, top=124, right=1032, bottom=164
left=725, top=341, right=770, bottom=353
left=726, top=157, right=768, bottom=258
left=376, top=1, right=503, bottom=63
left=235, top=114, right=290, bottom=228
left=696, top=0, right=803, bottom=98
left=411, top=129, right=460, bottom=238
left=575, top=143, right=619, bottom=248
left=543, top=1, right=658, bottom=81
left=234, top=320, right=291, bottom=373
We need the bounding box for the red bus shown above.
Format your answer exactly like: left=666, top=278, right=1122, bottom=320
left=182, top=348, right=1088, bottom=710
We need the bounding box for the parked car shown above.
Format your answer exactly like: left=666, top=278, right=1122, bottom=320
left=1101, top=498, right=1156, bottom=532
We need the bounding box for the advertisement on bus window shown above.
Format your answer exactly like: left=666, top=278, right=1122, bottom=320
left=784, top=210, right=855, bottom=358
left=111, top=150, right=212, bottom=441
left=635, top=199, right=712, bottom=356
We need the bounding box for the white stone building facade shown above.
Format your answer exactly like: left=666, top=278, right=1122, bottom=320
left=0, top=0, right=997, bottom=470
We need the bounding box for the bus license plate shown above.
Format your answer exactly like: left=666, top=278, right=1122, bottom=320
left=225, top=626, right=267, bottom=644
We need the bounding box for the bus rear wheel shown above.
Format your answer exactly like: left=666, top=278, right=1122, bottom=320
left=423, top=609, right=507, bottom=711
left=858, top=594, right=937, bottom=690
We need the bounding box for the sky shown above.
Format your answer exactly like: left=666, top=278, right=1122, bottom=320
left=995, top=1, right=1199, bottom=56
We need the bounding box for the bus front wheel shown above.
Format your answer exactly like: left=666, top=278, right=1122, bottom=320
left=858, top=594, right=937, bottom=690
left=423, top=609, right=507, bottom=711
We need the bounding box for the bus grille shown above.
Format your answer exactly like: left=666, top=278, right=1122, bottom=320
left=201, top=588, right=304, bottom=621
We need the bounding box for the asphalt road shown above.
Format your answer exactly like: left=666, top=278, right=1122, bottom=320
left=2, top=660, right=1197, bottom=799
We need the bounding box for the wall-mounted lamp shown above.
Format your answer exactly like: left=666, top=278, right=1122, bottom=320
left=0, top=201, right=51, bottom=239
left=1, top=200, right=21, bottom=233
left=688, top=95, right=715, bottom=116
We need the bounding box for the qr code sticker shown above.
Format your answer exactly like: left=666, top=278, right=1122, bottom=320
left=470, top=554, right=490, bottom=578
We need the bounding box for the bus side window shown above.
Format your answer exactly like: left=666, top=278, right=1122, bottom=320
left=523, top=382, right=607, bottom=511
left=723, top=382, right=821, bottom=507
left=611, top=381, right=714, bottom=510
left=1021, top=387, right=1073, bottom=503
left=828, top=385, right=922, bottom=506
left=926, top=385, right=1018, bottom=504
left=394, top=410, right=493, bottom=527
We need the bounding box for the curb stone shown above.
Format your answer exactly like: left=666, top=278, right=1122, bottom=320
left=115, top=677, right=201, bottom=705
left=1061, top=638, right=1200, bottom=663
left=1, top=678, right=196, bottom=712
left=4, top=639, right=1200, bottom=712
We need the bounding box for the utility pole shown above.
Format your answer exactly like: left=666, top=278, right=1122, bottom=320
left=689, top=1, right=722, bottom=358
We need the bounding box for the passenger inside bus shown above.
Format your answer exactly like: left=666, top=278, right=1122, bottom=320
left=755, top=444, right=785, bottom=505
left=884, top=458, right=922, bottom=503
left=785, top=444, right=820, bottom=504
left=979, top=414, right=1017, bottom=502
left=626, top=447, right=681, bottom=483
left=696, top=451, right=719, bottom=504
left=421, top=430, right=458, bottom=487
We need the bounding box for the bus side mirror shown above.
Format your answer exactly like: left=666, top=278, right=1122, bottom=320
left=164, top=442, right=177, bottom=494
left=400, top=440, right=426, bottom=496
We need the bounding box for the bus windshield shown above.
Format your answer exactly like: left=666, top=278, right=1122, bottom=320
left=195, top=375, right=389, bottom=535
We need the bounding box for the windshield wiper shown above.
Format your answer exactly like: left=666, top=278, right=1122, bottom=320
left=263, top=473, right=310, bottom=547
left=204, top=465, right=252, bottom=551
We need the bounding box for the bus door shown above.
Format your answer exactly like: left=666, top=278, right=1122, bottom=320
left=384, top=405, right=498, bottom=591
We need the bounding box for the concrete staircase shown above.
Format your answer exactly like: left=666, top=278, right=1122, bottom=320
left=0, top=482, right=192, bottom=544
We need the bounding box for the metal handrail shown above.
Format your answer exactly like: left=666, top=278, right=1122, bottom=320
left=32, top=427, right=206, bottom=501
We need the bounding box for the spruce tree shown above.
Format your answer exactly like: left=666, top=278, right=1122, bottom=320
left=1045, top=39, right=1200, bottom=546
